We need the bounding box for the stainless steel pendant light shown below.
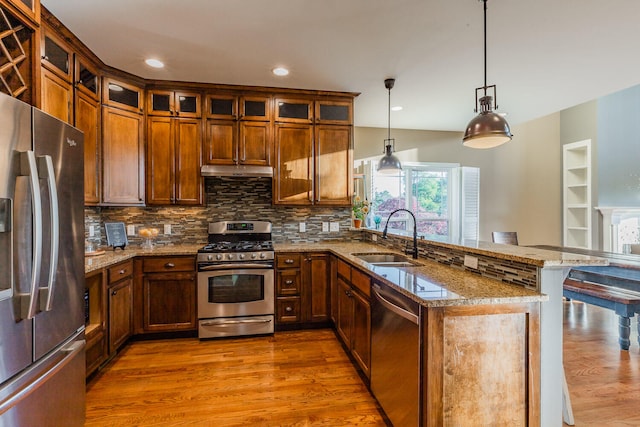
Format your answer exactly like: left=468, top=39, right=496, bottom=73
left=463, top=0, right=512, bottom=149
left=378, top=78, right=402, bottom=173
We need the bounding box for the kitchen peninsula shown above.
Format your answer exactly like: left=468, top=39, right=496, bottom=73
left=86, top=233, right=607, bottom=426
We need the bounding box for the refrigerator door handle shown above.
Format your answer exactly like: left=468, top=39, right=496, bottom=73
left=37, top=155, right=58, bottom=311
left=18, top=151, right=43, bottom=320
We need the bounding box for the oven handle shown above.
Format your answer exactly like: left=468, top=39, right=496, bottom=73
left=198, top=263, right=273, bottom=271
left=201, top=318, right=273, bottom=327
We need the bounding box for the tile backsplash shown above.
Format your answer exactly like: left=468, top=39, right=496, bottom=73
left=86, top=177, right=361, bottom=248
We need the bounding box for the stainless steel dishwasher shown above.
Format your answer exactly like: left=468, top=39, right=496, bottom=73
left=371, top=281, right=421, bottom=427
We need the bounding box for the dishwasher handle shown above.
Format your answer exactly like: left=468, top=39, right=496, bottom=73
left=372, top=285, right=419, bottom=325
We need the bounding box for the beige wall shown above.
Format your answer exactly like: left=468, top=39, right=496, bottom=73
left=354, top=112, right=562, bottom=245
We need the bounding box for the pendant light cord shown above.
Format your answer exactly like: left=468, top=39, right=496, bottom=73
left=483, top=0, right=487, bottom=96
left=387, top=85, right=391, bottom=141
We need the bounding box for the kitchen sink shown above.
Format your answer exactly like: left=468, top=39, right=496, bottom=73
left=351, top=252, right=423, bottom=267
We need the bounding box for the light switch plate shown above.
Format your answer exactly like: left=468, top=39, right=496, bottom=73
left=299, top=222, right=306, bottom=232
left=164, top=224, right=171, bottom=235
left=329, top=222, right=339, bottom=232
left=126, top=225, right=135, bottom=236
left=464, top=255, right=478, bottom=269
left=322, top=222, right=329, bottom=232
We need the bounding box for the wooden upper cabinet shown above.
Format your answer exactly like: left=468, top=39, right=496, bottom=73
left=146, top=116, right=202, bottom=205
left=274, top=123, right=313, bottom=205
left=147, top=90, right=201, bottom=118
left=204, top=93, right=272, bottom=166
left=102, top=105, right=145, bottom=205
left=103, top=77, right=143, bottom=114
left=74, top=57, right=101, bottom=206
left=314, top=125, right=352, bottom=205
left=275, top=98, right=313, bottom=123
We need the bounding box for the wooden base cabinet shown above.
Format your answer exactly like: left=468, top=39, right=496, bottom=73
left=275, top=252, right=330, bottom=326
left=422, top=303, right=540, bottom=426
left=84, top=269, right=107, bottom=377
left=107, top=260, right=133, bottom=355
left=335, top=259, right=371, bottom=378
left=140, top=256, right=196, bottom=333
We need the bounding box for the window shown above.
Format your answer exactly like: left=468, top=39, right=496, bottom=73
left=358, top=162, right=479, bottom=241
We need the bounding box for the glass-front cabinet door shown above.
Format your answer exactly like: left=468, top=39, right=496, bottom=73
left=41, top=33, right=72, bottom=81
left=75, top=59, right=99, bottom=100
left=274, top=98, right=313, bottom=123
left=315, top=99, right=352, bottom=125
left=103, top=78, right=143, bottom=113
left=240, top=96, right=271, bottom=121
left=147, top=90, right=201, bottom=117
left=206, top=94, right=238, bottom=120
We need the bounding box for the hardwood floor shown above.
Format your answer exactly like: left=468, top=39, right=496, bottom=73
left=563, top=300, right=640, bottom=426
left=85, top=330, right=386, bottom=426
left=87, top=304, right=639, bottom=426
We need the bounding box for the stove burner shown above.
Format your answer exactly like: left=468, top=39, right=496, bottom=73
left=200, top=240, right=274, bottom=253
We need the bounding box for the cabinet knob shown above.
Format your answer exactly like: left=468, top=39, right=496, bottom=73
left=285, top=306, right=293, bottom=312
left=119, top=269, right=126, bottom=275
left=284, top=259, right=294, bottom=264
left=285, top=280, right=293, bottom=285
left=111, top=290, right=117, bottom=296
left=165, top=263, right=175, bottom=269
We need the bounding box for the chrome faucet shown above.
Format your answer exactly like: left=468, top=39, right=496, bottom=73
left=381, top=208, right=418, bottom=259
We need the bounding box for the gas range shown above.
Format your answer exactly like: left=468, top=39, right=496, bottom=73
left=197, top=221, right=274, bottom=265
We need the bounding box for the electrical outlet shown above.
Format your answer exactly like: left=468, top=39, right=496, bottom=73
left=299, top=222, right=306, bottom=232
left=89, top=225, right=95, bottom=237
left=464, top=255, right=478, bottom=269
left=127, top=225, right=135, bottom=236
left=164, top=224, right=171, bottom=235
left=322, top=222, right=329, bottom=232
left=329, top=222, right=339, bottom=232
left=371, top=234, right=377, bottom=242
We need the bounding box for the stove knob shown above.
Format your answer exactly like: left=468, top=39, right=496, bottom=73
left=228, top=254, right=234, bottom=260
left=251, top=253, right=258, bottom=259
left=239, top=254, right=246, bottom=260
left=260, top=253, right=266, bottom=259
left=207, top=255, right=213, bottom=261
left=216, top=254, right=223, bottom=261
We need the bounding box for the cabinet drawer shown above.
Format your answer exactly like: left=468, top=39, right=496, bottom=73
left=337, top=259, right=351, bottom=281
left=276, top=269, right=301, bottom=296
left=276, top=254, right=301, bottom=269
left=276, top=297, right=301, bottom=323
left=107, top=260, right=133, bottom=284
left=143, top=256, right=195, bottom=273
left=351, top=268, right=371, bottom=298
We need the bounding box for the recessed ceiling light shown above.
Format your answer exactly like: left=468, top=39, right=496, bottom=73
left=391, top=106, right=403, bottom=111
left=272, top=67, right=289, bottom=76
left=145, top=58, right=164, bottom=68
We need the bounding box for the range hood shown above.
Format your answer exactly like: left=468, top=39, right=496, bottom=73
left=201, top=164, right=273, bottom=178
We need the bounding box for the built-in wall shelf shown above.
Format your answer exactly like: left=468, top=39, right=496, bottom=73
left=563, top=140, right=592, bottom=249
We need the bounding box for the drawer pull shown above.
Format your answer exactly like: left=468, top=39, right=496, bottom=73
left=285, top=306, right=293, bottom=312
left=284, top=259, right=294, bottom=264
left=164, top=262, right=175, bottom=269
left=285, top=280, right=293, bottom=285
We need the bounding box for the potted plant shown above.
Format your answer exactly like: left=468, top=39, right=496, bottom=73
left=352, top=196, right=370, bottom=228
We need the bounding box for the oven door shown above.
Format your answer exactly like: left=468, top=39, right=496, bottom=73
left=197, top=267, right=274, bottom=319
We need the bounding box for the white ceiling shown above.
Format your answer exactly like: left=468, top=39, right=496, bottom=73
left=42, top=0, right=640, bottom=132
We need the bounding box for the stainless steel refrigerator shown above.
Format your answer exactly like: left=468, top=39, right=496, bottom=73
left=0, top=92, right=85, bottom=425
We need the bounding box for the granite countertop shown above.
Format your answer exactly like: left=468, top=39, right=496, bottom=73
left=276, top=242, right=547, bottom=307
left=84, top=244, right=203, bottom=273
left=86, top=240, right=605, bottom=307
